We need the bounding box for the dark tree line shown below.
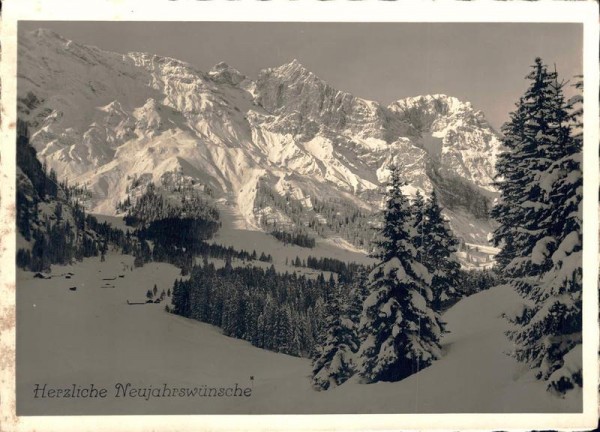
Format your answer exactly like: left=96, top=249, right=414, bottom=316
left=454, top=268, right=504, bottom=305
left=119, top=182, right=219, bottom=228
left=270, top=229, right=316, bottom=248
left=291, top=255, right=365, bottom=283
left=119, top=181, right=220, bottom=273
left=169, top=263, right=338, bottom=357
left=131, top=214, right=272, bottom=274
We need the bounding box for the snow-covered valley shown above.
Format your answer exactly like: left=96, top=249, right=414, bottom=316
left=16, top=253, right=579, bottom=415
left=13, top=25, right=585, bottom=422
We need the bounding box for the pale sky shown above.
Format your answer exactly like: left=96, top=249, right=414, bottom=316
left=19, top=21, right=582, bottom=130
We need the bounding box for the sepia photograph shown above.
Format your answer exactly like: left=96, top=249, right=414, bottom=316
left=1, top=1, right=598, bottom=430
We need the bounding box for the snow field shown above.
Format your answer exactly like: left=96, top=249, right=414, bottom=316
left=210, top=203, right=376, bottom=267
left=17, top=255, right=580, bottom=414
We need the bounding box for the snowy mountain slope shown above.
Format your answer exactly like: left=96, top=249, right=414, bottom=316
left=18, top=29, right=502, bottom=247
left=15, top=122, right=114, bottom=271
left=210, top=203, right=376, bottom=266
left=389, top=94, right=501, bottom=193
left=255, top=59, right=409, bottom=144
left=17, top=255, right=578, bottom=415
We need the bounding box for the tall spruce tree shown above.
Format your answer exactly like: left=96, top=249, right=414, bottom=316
left=357, top=166, right=444, bottom=383
left=492, top=58, right=582, bottom=394
left=492, top=58, right=574, bottom=276
left=311, top=283, right=358, bottom=390
left=422, top=191, right=461, bottom=311
left=347, top=268, right=370, bottom=328
left=411, top=191, right=427, bottom=262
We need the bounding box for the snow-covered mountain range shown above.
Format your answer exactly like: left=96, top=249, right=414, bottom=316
left=18, top=28, right=502, bottom=246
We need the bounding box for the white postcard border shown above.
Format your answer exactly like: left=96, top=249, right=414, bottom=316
left=1, top=1, right=598, bottom=431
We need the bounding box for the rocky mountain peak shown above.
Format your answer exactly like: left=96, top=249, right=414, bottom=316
left=99, top=100, right=127, bottom=114
left=391, top=94, right=467, bottom=118
left=258, top=59, right=324, bottom=89
left=272, top=59, right=312, bottom=76
left=208, top=61, right=247, bottom=86
left=389, top=94, right=492, bottom=134
left=254, top=59, right=394, bottom=141
left=18, top=28, right=502, bottom=246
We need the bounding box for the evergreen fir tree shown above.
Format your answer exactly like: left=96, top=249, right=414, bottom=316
left=347, top=268, right=370, bottom=327
left=311, top=283, right=358, bottom=390
left=357, top=166, right=444, bottom=383
left=422, top=191, right=461, bottom=311
left=411, top=191, right=426, bottom=261
left=491, top=58, right=574, bottom=276
left=492, top=58, right=583, bottom=394
left=171, top=279, right=190, bottom=317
